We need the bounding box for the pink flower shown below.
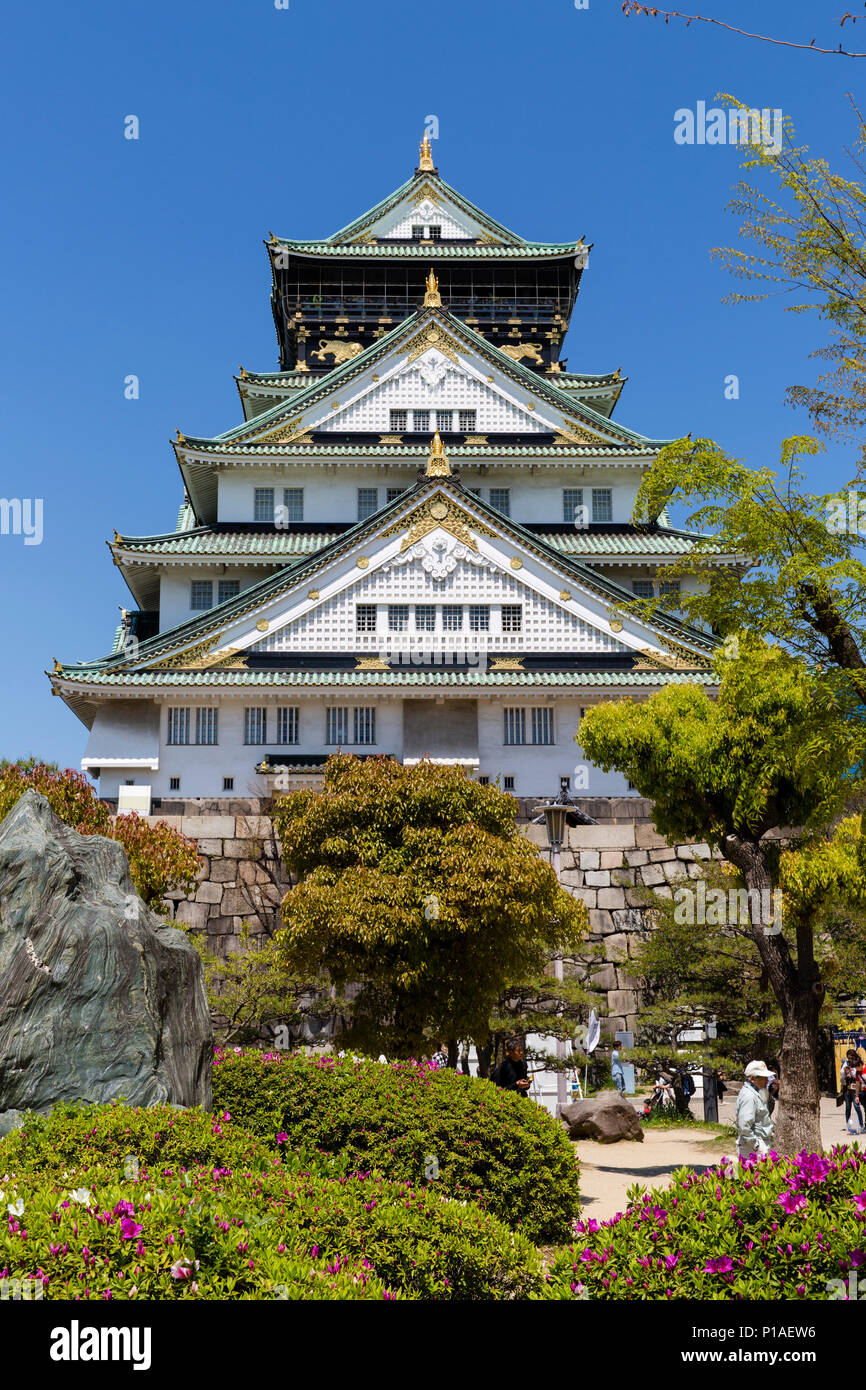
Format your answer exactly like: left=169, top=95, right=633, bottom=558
left=777, top=1191, right=807, bottom=1215
left=120, top=1217, right=143, bottom=1240
left=276, top=1133, right=289, bottom=1145
left=703, top=1257, right=734, bottom=1274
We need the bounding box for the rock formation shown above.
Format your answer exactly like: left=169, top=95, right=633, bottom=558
left=560, top=1090, right=644, bottom=1143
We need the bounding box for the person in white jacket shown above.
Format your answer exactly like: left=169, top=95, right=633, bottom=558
left=736, top=1060, right=776, bottom=1157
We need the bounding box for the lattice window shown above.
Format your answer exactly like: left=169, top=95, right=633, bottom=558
left=354, top=707, right=376, bottom=744
left=326, top=707, right=349, bottom=745
left=632, top=580, right=654, bottom=600
left=276, top=707, right=299, bottom=745
left=563, top=488, right=585, bottom=524
left=358, top=488, right=378, bottom=520
left=415, top=604, right=436, bottom=631
left=501, top=604, right=522, bottom=633
left=386, top=487, right=405, bottom=503
left=469, top=605, right=489, bottom=632
left=660, top=581, right=681, bottom=609
left=167, top=708, right=190, bottom=746
left=592, top=488, right=613, bottom=523
left=388, top=604, right=409, bottom=632
left=356, top=604, right=377, bottom=632
left=436, top=410, right=453, bottom=432
left=389, top=410, right=408, bottom=432
left=489, top=488, right=510, bottom=517
left=190, top=581, right=213, bottom=611
left=531, top=707, right=555, bottom=745
left=244, top=707, right=267, bottom=745
left=413, top=410, right=430, bottom=432
left=254, top=487, right=275, bottom=522
left=504, top=708, right=526, bottom=745
left=459, top=410, right=477, bottom=431
left=195, top=708, right=219, bottom=746
left=428, top=225, right=442, bottom=240
left=280, top=488, right=304, bottom=523
left=442, top=605, right=463, bottom=631
left=218, top=580, right=240, bottom=604
left=412, top=225, right=424, bottom=239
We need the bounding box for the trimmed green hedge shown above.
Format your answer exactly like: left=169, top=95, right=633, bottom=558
left=542, top=1146, right=866, bottom=1300
left=0, top=1103, right=542, bottom=1300
left=213, top=1050, right=580, bottom=1244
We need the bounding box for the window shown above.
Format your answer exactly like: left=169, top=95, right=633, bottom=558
left=504, top=708, right=526, bottom=745
left=388, top=604, right=409, bottom=632
left=478, top=776, right=490, bottom=787
left=254, top=487, right=275, bottom=522
left=386, top=486, right=404, bottom=503
left=501, top=605, right=522, bottom=633
left=356, top=604, right=377, bottom=632
left=660, top=581, right=681, bottom=608
left=275, top=706, right=299, bottom=745
left=632, top=580, right=655, bottom=600
left=357, top=487, right=378, bottom=520
left=124, top=780, right=135, bottom=786
left=389, top=410, right=408, bottom=433
left=281, top=487, right=304, bottom=523
left=428, top=225, right=442, bottom=240
left=244, top=707, right=267, bottom=745
left=415, top=604, right=436, bottom=632
left=458, top=410, right=477, bottom=432
left=190, top=581, right=213, bottom=611
left=489, top=488, right=510, bottom=516
left=503, top=775, right=515, bottom=792
left=326, top=707, right=349, bottom=745
left=436, top=410, right=453, bottom=432
left=167, top=708, right=190, bottom=745
left=412, top=225, right=424, bottom=240
left=413, top=410, right=430, bottom=432
left=563, top=488, right=585, bottom=524
left=195, top=708, right=219, bottom=745
left=223, top=777, right=234, bottom=791
left=442, top=605, right=462, bottom=631
left=531, top=707, right=555, bottom=745
left=592, top=488, right=613, bottom=523
left=469, top=605, right=490, bottom=632
left=354, top=707, right=376, bottom=744
left=169, top=776, right=180, bottom=791
left=218, top=580, right=240, bottom=604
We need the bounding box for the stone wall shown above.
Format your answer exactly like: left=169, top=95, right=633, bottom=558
left=142, top=797, right=720, bottom=1026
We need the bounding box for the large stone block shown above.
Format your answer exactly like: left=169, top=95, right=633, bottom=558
left=181, top=816, right=236, bottom=839
left=579, top=850, right=601, bottom=871
left=211, top=860, right=238, bottom=884
left=625, top=849, right=649, bottom=867
left=560, top=869, right=584, bottom=887
left=0, top=792, right=211, bottom=1133
left=174, top=901, right=210, bottom=931
left=600, top=851, right=625, bottom=869
left=572, top=888, right=597, bottom=909
left=560, top=1092, right=643, bottom=1144
left=584, top=870, right=610, bottom=887
left=196, top=839, right=224, bottom=857
left=604, top=932, right=628, bottom=961
left=567, top=825, right=635, bottom=849
left=590, top=963, right=618, bottom=992
left=611, top=868, right=633, bottom=886
left=235, top=816, right=273, bottom=840
left=649, top=848, right=677, bottom=862
left=663, top=860, right=689, bottom=882
left=588, top=909, right=613, bottom=935
left=640, top=865, right=665, bottom=887
left=220, top=887, right=257, bottom=917
left=224, top=839, right=262, bottom=860
left=194, top=881, right=223, bottom=905
left=608, top=989, right=639, bottom=1015
left=598, top=888, right=626, bottom=909
left=635, top=825, right=669, bottom=849
left=611, top=908, right=645, bottom=934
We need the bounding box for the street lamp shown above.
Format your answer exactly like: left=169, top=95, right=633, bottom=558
left=531, top=788, right=597, bottom=1116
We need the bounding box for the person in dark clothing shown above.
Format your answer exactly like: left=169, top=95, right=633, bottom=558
left=492, top=1038, right=531, bottom=1095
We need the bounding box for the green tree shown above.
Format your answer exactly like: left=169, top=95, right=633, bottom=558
left=272, top=755, right=590, bottom=1064
left=580, top=641, right=866, bottom=1152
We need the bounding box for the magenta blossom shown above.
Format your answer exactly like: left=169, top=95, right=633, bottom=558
left=777, top=1191, right=808, bottom=1215
left=120, top=1217, right=143, bottom=1240
left=703, top=1256, right=734, bottom=1274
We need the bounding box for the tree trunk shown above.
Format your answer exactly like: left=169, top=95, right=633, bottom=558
left=446, top=1036, right=459, bottom=1069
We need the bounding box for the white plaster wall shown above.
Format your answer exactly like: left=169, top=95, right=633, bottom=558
left=477, top=699, right=635, bottom=798
left=159, top=568, right=268, bottom=631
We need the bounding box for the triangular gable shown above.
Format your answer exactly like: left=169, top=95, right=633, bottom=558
left=324, top=172, right=527, bottom=247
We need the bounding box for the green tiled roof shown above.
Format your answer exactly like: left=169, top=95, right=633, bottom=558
left=273, top=240, right=580, bottom=259
left=54, top=668, right=720, bottom=690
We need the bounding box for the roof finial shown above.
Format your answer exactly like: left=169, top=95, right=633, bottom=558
left=424, top=268, right=442, bottom=307
left=425, top=431, right=452, bottom=477
left=419, top=130, right=435, bottom=172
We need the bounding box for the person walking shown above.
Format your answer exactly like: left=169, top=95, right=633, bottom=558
left=735, top=1061, right=775, bottom=1157
left=611, top=1048, right=626, bottom=1093
left=491, top=1038, right=531, bottom=1096
left=841, top=1049, right=864, bottom=1134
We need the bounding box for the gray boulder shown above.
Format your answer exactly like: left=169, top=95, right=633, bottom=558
left=0, top=790, right=212, bottom=1134
left=560, top=1089, right=644, bottom=1143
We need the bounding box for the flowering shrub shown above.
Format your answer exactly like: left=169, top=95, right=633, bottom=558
left=212, top=1050, right=580, bottom=1244
left=543, top=1146, right=866, bottom=1300
left=0, top=1104, right=542, bottom=1300
left=0, top=764, right=200, bottom=914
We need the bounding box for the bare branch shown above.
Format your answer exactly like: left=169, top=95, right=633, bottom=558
left=621, top=2, right=866, bottom=56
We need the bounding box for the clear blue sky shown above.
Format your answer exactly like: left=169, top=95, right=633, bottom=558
left=1, top=0, right=861, bottom=768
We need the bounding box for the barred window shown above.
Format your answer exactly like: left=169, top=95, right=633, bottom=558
left=413, top=410, right=430, bottom=432
left=501, top=605, right=522, bottom=633
left=504, top=708, right=526, bottom=745
left=632, top=580, right=655, bottom=600
left=504, top=775, right=515, bottom=792
left=218, top=580, right=240, bottom=604
left=254, top=487, right=275, bottom=522
left=469, top=605, right=489, bottom=632
left=415, top=604, right=436, bottom=632
left=190, top=581, right=213, bottom=611
left=458, top=410, right=477, bottom=432
left=531, top=707, right=555, bottom=745
left=660, top=581, right=681, bottom=608
left=356, top=604, right=377, bottom=632
left=388, top=604, right=409, bottom=632
left=436, top=410, right=453, bottom=432
left=411, top=225, right=424, bottom=240
left=195, top=708, right=219, bottom=745
left=489, top=488, right=510, bottom=516
left=169, top=776, right=181, bottom=791
left=354, top=707, right=376, bottom=745
left=244, top=707, right=267, bottom=745
left=442, top=605, right=463, bottom=631
left=275, top=706, right=299, bottom=745
left=223, top=777, right=234, bottom=791
left=389, top=410, right=408, bottom=433
left=358, top=488, right=379, bottom=520
left=167, top=707, right=190, bottom=746
left=592, top=488, right=613, bottom=523
left=386, top=486, right=405, bottom=503
left=326, top=707, right=349, bottom=745
left=428, top=225, right=442, bottom=240
left=282, top=487, right=304, bottom=523
left=563, top=488, right=585, bottom=524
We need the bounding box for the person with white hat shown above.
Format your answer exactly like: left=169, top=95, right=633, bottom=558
left=735, top=1061, right=775, bottom=1157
